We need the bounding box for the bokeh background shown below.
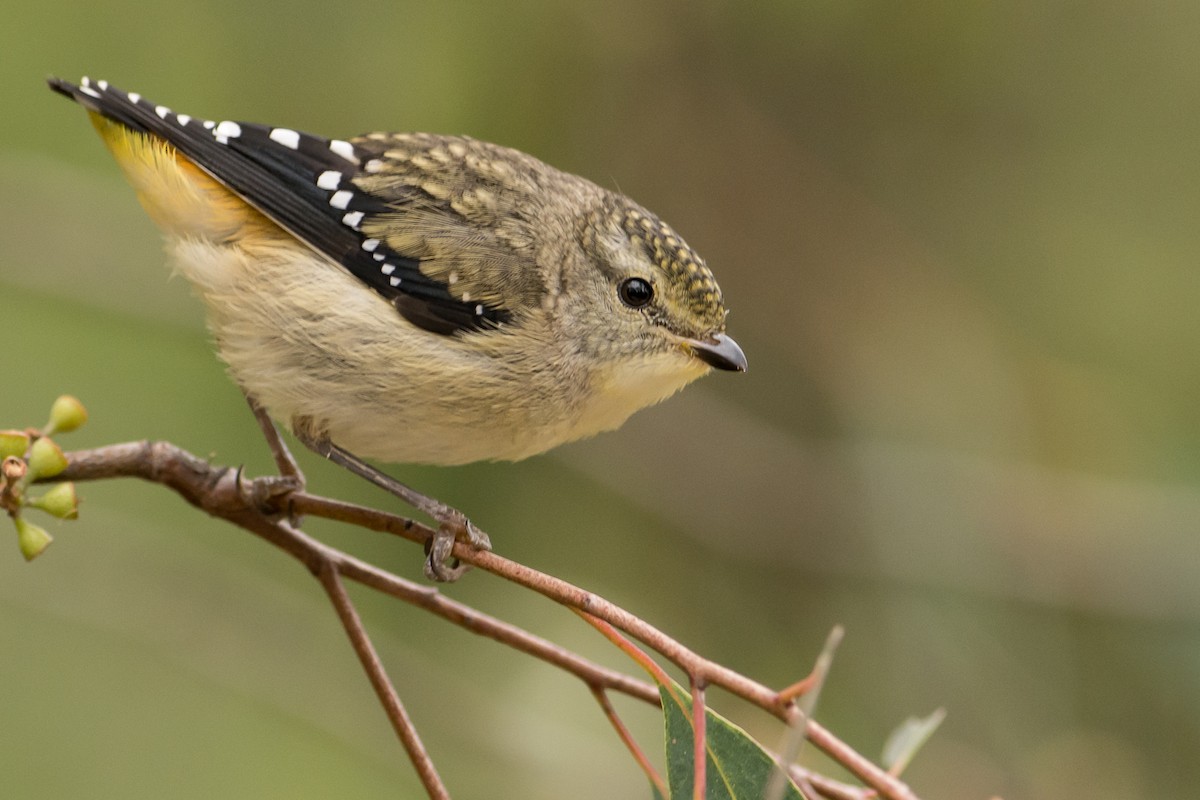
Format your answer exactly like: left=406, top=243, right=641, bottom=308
left=3, top=2, right=1199, bottom=798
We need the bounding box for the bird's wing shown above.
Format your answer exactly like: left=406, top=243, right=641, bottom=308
left=49, top=76, right=508, bottom=335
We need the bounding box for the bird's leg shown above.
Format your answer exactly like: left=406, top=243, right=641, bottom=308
left=243, top=396, right=306, bottom=517
left=293, top=429, right=491, bottom=582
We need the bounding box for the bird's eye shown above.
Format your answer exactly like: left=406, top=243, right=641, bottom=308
left=618, top=277, right=654, bottom=308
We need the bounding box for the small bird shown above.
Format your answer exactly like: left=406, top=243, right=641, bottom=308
left=49, top=76, right=746, bottom=577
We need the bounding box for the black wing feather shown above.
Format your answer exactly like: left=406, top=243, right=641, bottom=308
left=48, top=76, right=507, bottom=334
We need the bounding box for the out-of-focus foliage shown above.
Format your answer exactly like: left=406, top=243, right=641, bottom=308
left=3, top=2, right=1198, bottom=798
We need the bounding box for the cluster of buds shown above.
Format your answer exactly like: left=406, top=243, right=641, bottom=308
left=1, top=395, right=87, bottom=560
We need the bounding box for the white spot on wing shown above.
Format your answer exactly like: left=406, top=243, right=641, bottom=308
left=176, top=114, right=191, bottom=126
left=127, top=92, right=141, bottom=104
left=381, top=263, right=396, bottom=275
left=389, top=277, right=401, bottom=287
left=317, top=170, right=342, bottom=190
left=97, top=80, right=109, bottom=90
left=373, top=253, right=385, bottom=261
left=80, top=85, right=101, bottom=99
left=155, top=105, right=170, bottom=119
left=365, top=159, right=384, bottom=173
left=269, top=127, right=301, bottom=149
left=361, top=238, right=380, bottom=252
left=329, top=139, right=358, bottom=162
left=202, top=120, right=215, bottom=129
left=329, top=190, right=354, bottom=210
left=214, top=120, right=242, bottom=139
left=342, top=211, right=364, bottom=229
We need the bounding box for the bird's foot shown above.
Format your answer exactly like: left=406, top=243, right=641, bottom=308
left=291, top=428, right=492, bottom=582
left=424, top=513, right=492, bottom=582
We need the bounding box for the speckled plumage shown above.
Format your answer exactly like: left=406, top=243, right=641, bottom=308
left=49, top=77, right=745, bottom=466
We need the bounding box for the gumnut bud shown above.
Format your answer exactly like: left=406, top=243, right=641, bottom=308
left=30, top=482, right=79, bottom=520
left=45, top=395, right=88, bottom=436
left=14, top=516, right=53, bottom=561
left=28, top=437, right=68, bottom=480
left=0, top=430, right=30, bottom=460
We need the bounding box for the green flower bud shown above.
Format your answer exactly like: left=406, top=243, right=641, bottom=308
left=0, top=430, right=30, bottom=460
left=29, top=482, right=79, bottom=520
left=14, top=516, right=53, bottom=561
left=28, top=437, right=68, bottom=480
left=45, top=395, right=88, bottom=436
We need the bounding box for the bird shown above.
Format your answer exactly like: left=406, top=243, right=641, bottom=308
left=48, top=75, right=746, bottom=578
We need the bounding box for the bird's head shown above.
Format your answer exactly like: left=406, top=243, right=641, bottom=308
left=570, top=194, right=746, bottom=376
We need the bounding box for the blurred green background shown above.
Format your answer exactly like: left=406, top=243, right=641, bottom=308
left=3, top=2, right=1199, bottom=798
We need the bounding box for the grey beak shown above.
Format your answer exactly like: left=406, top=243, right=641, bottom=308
left=687, top=333, right=747, bottom=372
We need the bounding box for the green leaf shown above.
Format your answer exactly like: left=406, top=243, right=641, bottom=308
left=659, top=679, right=805, bottom=800
left=881, top=708, right=945, bottom=774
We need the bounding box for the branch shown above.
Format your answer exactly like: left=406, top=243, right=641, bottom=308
left=47, top=440, right=922, bottom=800
left=291, top=492, right=919, bottom=800
left=316, top=561, right=449, bottom=799
left=55, top=441, right=657, bottom=704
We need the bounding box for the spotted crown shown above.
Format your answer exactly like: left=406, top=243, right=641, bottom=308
left=615, top=202, right=725, bottom=331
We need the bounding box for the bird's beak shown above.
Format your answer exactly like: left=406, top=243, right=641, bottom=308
left=685, top=333, right=747, bottom=372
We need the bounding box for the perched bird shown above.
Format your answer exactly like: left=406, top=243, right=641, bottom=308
left=48, top=76, right=746, bottom=577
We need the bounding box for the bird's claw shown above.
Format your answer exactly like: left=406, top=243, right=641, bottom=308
left=423, top=513, right=491, bottom=582
left=238, top=471, right=304, bottom=515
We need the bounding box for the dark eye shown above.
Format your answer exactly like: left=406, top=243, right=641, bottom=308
left=618, top=277, right=654, bottom=308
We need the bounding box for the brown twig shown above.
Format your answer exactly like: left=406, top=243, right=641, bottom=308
left=591, top=687, right=666, bottom=797
left=246, top=397, right=304, bottom=482
left=292, top=494, right=781, bottom=702
left=49, top=441, right=923, bottom=800
left=768, top=626, right=844, bottom=800
left=290, top=494, right=919, bottom=800
left=54, top=443, right=657, bottom=702
left=315, top=560, right=449, bottom=799
left=788, top=766, right=874, bottom=800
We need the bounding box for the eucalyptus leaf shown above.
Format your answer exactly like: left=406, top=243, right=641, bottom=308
left=881, top=708, right=946, bottom=774
left=659, top=680, right=805, bottom=800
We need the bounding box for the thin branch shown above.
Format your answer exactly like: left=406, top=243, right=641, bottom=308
left=293, top=494, right=780, bottom=703
left=788, top=766, right=872, bottom=800
left=54, top=443, right=657, bottom=703
left=778, top=673, right=819, bottom=705
left=50, top=441, right=923, bottom=800
left=246, top=397, right=304, bottom=482
left=336, top=554, right=660, bottom=704
left=293, top=494, right=920, bottom=800
left=315, top=560, right=449, bottom=800
left=591, top=688, right=666, bottom=798
left=574, top=610, right=673, bottom=688
left=798, top=711, right=917, bottom=800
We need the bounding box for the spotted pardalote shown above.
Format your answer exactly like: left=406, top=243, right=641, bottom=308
left=48, top=76, right=745, bottom=469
